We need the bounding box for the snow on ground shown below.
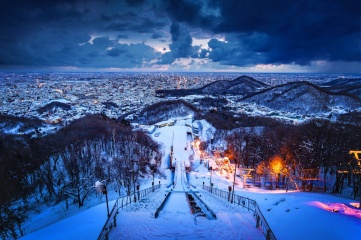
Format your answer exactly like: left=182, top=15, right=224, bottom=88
left=233, top=189, right=361, bottom=240
left=20, top=117, right=361, bottom=240
left=109, top=188, right=264, bottom=240
left=108, top=117, right=264, bottom=239
left=21, top=200, right=115, bottom=240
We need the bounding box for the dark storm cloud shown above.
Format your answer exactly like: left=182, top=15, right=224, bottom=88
left=163, top=0, right=361, bottom=66
left=169, top=22, right=193, bottom=58
left=151, top=33, right=164, bottom=39
left=105, top=16, right=167, bottom=33
left=158, top=22, right=201, bottom=64
left=124, top=0, right=146, bottom=6
left=0, top=0, right=165, bottom=68
left=207, top=36, right=263, bottom=66
left=117, top=34, right=129, bottom=39
left=163, top=0, right=220, bottom=28
left=0, top=0, right=359, bottom=70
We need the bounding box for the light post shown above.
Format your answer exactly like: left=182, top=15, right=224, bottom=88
left=150, top=164, right=156, bottom=192
left=209, top=166, right=213, bottom=185
left=95, top=181, right=110, bottom=217
left=232, top=159, right=237, bottom=203
left=150, top=164, right=156, bottom=182
left=131, top=160, right=139, bottom=202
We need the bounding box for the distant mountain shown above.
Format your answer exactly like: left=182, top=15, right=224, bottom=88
left=37, top=101, right=71, bottom=114
left=322, top=78, right=361, bottom=87
left=239, top=81, right=361, bottom=114
left=137, top=99, right=199, bottom=125
left=155, top=75, right=268, bottom=97
left=321, top=78, right=361, bottom=98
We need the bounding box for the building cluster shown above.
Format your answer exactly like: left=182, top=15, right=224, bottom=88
left=1, top=72, right=354, bottom=126
left=0, top=72, right=231, bottom=124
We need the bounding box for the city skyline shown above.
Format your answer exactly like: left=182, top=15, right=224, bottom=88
left=0, top=0, right=360, bottom=73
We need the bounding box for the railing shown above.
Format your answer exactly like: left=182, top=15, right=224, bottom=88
left=97, top=184, right=161, bottom=240
left=202, top=185, right=276, bottom=240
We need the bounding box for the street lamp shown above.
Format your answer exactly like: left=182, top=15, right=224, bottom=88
left=150, top=164, right=156, bottom=192
left=232, top=159, right=237, bottom=203
left=130, top=160, right=139, bottom=202
left=95, top=181, right=110, bottom=217
left=209, top=166, right=213, bottom=185
left=150, top=164, right=156, bottom=182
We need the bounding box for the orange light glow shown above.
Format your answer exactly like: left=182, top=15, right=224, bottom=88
left=308, top=201, right=361, bottom=218
left=269, top=155, right=285, bottom=175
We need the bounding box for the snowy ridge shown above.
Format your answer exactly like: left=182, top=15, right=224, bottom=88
left=240, top=81, right=361, bottom=114
left=155, top=75, right=268, bottom=97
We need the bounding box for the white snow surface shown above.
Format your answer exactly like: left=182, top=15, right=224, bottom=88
left=21, top=117, right=361, bottom=240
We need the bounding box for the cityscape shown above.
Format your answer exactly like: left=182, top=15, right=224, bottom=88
left=1, top=0, right=360, bottom=240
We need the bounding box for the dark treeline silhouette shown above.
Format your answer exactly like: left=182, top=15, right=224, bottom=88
left=0, top=113, right=44, bottom=132
left=204, top=108, right=281, bottom=130
left=155, top=75, right=267, bottom=97
left=138, top=99, right=199, bottom=125
left=0, top=114, right=161, bottom=239
left=37, top=101, right=71, bottom=114
left=224, top=119, right=361, bottom=195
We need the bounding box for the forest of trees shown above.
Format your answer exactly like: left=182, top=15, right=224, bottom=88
left=222, top=119, right=361, bottom=198
left=0, top=114, right=161, bottom=239
left=2, top=101, right=361, bottom=238
left=138, top=99, right=200, bottom=125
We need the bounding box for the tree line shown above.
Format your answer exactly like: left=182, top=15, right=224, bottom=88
left=223, top=119, right=361, bottom=198
left=138, top=99, right=199, bottom=125
left=0, top=114, right=161, bottom=239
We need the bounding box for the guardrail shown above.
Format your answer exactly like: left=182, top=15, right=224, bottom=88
left=202, top=185, right=276, bottom=240
left=97, top=184, right=161, bottom=240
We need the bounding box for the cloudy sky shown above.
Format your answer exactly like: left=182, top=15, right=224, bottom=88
left=0, top=0, right=360, bottom=72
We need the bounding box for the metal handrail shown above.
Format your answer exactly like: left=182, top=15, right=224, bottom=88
left=202, top=185, right=276, bottom=240
left=97, top=184, right=161, bottom=240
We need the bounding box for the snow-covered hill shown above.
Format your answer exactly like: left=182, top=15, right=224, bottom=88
left=155, top=75, right=268, bottom=97
left=20, top=117, right=361, bottom=240
left=240, top=81, right=361, bottom=114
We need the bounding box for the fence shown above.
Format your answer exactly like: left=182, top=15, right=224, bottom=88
left=97, top=184, right=161, bottom=240
left=202, top=185, right=276, bottom=240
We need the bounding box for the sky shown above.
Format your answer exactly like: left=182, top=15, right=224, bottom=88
left=0, top=0, right=360, bottom=73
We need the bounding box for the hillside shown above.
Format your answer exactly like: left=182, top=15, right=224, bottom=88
left=137, top=99, right=199, bottom=124
left=321, top=78, right=361, bottom=98
left=19, top=121, right=361, bottom=240
left=322, top=78, right=361, bottom=87
left=239, top=81, right=361, bottom=114
left=155, top=75, right=268, bottom=97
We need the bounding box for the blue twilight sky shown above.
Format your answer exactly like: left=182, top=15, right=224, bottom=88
left=0, top=0, right=360, bottom=73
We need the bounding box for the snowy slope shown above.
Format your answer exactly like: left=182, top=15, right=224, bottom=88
left=20, top=200, right=115, bottom=240
left=240, top=81, right=361, bottom=114
left=20, top=117, right=361, bottom=240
